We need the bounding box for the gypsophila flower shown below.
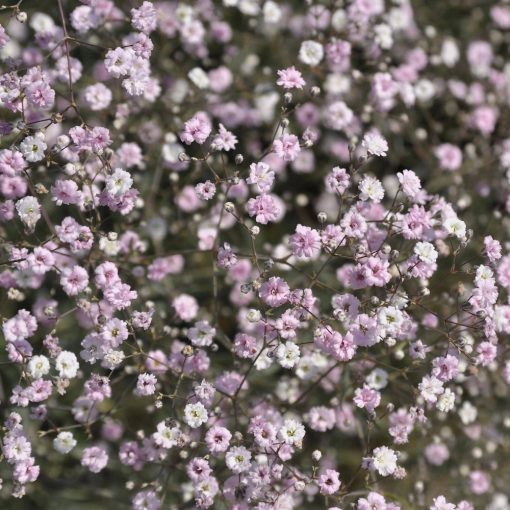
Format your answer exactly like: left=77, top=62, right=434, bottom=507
left=372, top=446, right=398, bottom=477
left=299, top=40, right=324, bottom=66
left=359, top=176, right=385, bottom=203
left=276, top=341, right=301, bottom=368
left=279, top=419, right=305, bottom=446
left=16, top=196, right=41, bottom=230
left=362, top=132, right=389, bottom=157
left=225, top=446, right=252, bottom=473
left=184, top=402, right=208, bottom=428
left=53, top=432, right=77, bottom=454
left=19, top=135, right=46, bottom=163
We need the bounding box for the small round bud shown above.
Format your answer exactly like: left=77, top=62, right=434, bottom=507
left=178, top=152, right=190, bottom=162
left=250, top=226, right=260, bottom=237
left=312, top=450, right=322, bottom=461
left=247, top=309, right=262, bottom=323
left=16, top=11, right=27, bottom=23
left=281, top=118, right=289, bottom=128
left=310, top=86, right=321, bottom=97
left=317, top=212, right=327, bottom=223
left=235, top=154, right=244, bottom=165
left=394, top=349, right=405, bottom=360
left=283, top=92, right=293, bottom=104
left=224, top=202, right=235, bottom=213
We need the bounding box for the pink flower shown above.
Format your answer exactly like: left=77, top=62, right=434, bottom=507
left=289, top=224, right=321, bottom=258
left=318, top=469, right=341, bottom=495
left=205, top=426, right=232, bottom=453
left=60, top=266, right=89, bottom=296
left=131, top=1, right=157, bottom=34
left=173, top=294, right=198, bottom=321
left=212, top=124, right=238, bottom=151
left=273, top=134, right=301, bottom=161
left=435, top=143, right=462, bottom=171
left=276, top=66, right=306, bottom=89
left=484, top=235, right=502, bottom=262
left=180, top=114, right=212, bottom=145
left=246, top=194, right=280, bottom=224
left=353, top=384, right=381, bottom=414
left=362, top=132, right=388, bottom=157
left=195, top=181, right=216, bottom=200
left=81, top=446, right=109, bottom=473
left=51, top=179, right=83, bottom=206
left=259, top=277, right=290, bottom=307
left=247, top=162, right=275, bottom=193
left=397, top=169, right=422, bottom=200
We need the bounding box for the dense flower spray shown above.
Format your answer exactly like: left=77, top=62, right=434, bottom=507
left=0, top=1, right=510, bottom=509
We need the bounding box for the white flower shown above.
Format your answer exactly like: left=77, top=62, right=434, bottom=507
left=374, top=23, right=393, bottom=49
left=359, top=176, right=385, bottom=203
left=418, top=375, right=444, bottom=403
left=475, top=265, right=494, bottom=285
left=239, top=0, right=260, bottom=16
left=106, top=168, right=133, bottom=197
left=444, top=217, right=466, bottom=240
left=154, top=421, right=179, bottom=448
left=458, top=401, right=477, bottom=425
left=414, top=241, right=438, bottom=264
left=276, top=341, right=301, bottom=369
left=29, top=12, right=55, bottom=32
left=377, top=306, right=403, bottom=338
left=99, top=236, right=120, bottom=257
left=55, top=350, right=79, bottom=379
left=188, top=67, right=210, bottom=89
left=27, top=355, right=50, bottom=379
left=225, top=446, right=252, bottom=473
left=246, top=309, right=262, bottom=323
left=184, top=402, right=208, bottom=428
left=16, top=196, right=41, bottom=230
left=20, top=135, right=47, bottom=162
left=436, top=388, right=455, bottom=413
left=372, top=446, right=398, bottom=476
left=187, top=321, right=216, bottom=347
left=103, top=350, right=125, bottom=369
left=414, top=79, right=436, bottom=102
left=362, top=132, right=388, bottom=157
left=441, top=39, right=460, bottom=67
left=366, top=368, right=389, bottom=390
left=279, top=418, right=305, bottom=446
left=254, top=348, right=273, bottom=370
left=299, top=40, right=324, bottom=66
left=53, top=431, right=77, bottom=454
left=331, top=9, right=347, bottom=31
left=263, top=1, right=282, bottom=23
left=162, top=140, right=184, bottom=163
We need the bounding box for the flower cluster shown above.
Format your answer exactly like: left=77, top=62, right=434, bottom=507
left=1, top=1, right=510, bottom=509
